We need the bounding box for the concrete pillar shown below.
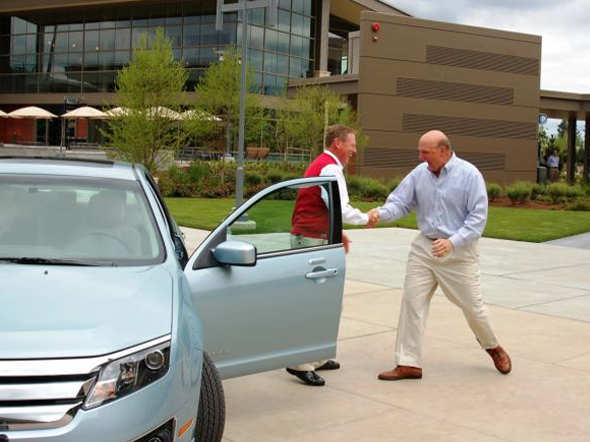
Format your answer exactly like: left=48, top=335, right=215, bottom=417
left=567, top=112, right=577, bottom=184
left=585, top=114, right=590, bottom=183
left=315, top=0, right=331, bottom=77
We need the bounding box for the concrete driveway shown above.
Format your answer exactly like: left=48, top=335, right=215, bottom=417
left=182, top=227, right=590, bottom=442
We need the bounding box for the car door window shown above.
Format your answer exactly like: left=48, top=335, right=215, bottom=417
left=227, top=182, right=335, bottom=255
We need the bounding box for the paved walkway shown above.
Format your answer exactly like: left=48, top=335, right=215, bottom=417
left=181, top=227, right=590, bottom=442
left=546, top=231, right=590, bottom=249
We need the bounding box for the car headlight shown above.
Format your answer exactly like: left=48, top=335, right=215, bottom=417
left=84, top=340, right=171, bottom=409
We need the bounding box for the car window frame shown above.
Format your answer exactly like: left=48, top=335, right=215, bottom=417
left=139, top=167, right=188, bottom=268
left=189, top=177, right=342, bottom=270
left=0, top=172, right=167, bottom=266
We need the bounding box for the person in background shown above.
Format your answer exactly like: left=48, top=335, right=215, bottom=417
left=547, top=150, right=560, bottom=181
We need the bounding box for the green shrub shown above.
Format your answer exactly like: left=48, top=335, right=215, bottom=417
left=165, top=165, right=194, bottom=197
left=505, top=181, right=532, bottom=204
left=187, top=161, right=210, bottom=183
left=565, top=199, right=590, bottom=211
left=547, top=182, right=569, bottom=203
left=385, top=177, right=401, bottom=193
left=486, top=183, right=503, bottom=201
left=245, top=171, right=263, bottom=186
left=346, top=175, right=364, bottom=199
left=531, top=183, right=546, bottom=200
left=565, top=185, right=585, bottom=200
left=155, top=173, right=175, bottom=197
left=535, top=194, right=553, bottom=203
left=266, top=170, right=285, bottom=184
left=360, top=180, right=388, bottom=201
left=346, top=176, right=388, bottom=201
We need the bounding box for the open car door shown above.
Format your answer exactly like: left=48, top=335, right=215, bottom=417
left=184, top=177, right=346, bottom=379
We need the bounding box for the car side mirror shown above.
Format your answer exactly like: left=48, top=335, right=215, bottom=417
left=212, top=240, right=256, bottom=266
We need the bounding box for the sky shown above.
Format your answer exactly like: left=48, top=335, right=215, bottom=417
left=382, top=0, right=590, bottom=133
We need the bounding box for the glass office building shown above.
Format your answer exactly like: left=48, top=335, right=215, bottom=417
left=0, top=0, right=317, bottom=96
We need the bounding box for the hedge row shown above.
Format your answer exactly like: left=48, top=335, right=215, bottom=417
left=155, top=160, right=400, bottom=201
left=487, top=181, right=590, bottom=208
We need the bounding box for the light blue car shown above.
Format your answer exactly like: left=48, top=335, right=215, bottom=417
left=0, top=157, right=346, bottom=442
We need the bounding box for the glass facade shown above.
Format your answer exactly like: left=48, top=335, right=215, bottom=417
left=0, top=0, right=316, bottom=96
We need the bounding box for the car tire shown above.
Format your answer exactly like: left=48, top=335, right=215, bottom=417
left=194, top=351, right=225, bottom=442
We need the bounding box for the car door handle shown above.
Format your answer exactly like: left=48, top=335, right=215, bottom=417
left=305, top=268, right=338, bottom=280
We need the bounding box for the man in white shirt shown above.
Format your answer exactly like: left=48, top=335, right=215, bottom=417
left=287, top=124, right=374, bottom=386
left=547, top=150, right=560, bottom=181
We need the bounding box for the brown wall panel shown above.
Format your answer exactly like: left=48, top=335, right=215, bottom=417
left=356, top=12, right=541, bottom=184
left=358, top=58, right=540, bottom=107
left=358, top=95, right=539, bottom=132
left=396, top=78, right=514, bottom=105
left=359, top=129, right=536, bottom=172
left=425, top=45, right=539, bottom=76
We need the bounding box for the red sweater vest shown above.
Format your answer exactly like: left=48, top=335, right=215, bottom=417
left=291, top=152, right=337, bottom=238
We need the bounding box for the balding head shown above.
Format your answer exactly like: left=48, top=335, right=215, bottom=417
left=419, top=130, right=452, bottom=151
left=417, top=130, right=453, bottom=175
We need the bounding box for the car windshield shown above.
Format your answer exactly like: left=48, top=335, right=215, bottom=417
left=0, top=174, right=165, bottom=266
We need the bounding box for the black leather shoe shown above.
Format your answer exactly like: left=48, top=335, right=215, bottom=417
left=286, top=368, right=325, bottom=386
left=316, top=360, right=340, bottom=371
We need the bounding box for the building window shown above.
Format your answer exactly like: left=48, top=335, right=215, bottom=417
left=0, top=0, right=316, bottom=96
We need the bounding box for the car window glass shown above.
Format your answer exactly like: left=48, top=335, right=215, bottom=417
left=227, top=182, right=332, bottom=255
left=0, top=175, right=164, bottom=266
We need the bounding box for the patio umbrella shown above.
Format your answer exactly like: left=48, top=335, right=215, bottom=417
left=181, top=109, right=222, bottom=122
left=60, top=106, right=108, bottom=149
left=148, top=106, right=183, bottom=120
left=8, top=106, right=57, bottom=145
left=8, top=106, right=57, bottom=119
left=104, top=106, right=129, bottom=118
left=61, top=106, right=107, bottom=120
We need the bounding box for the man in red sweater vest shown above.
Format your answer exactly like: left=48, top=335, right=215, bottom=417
left=286, top=124, right=375, bottom=386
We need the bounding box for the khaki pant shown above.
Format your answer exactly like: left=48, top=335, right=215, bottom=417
left=289, top=234, right=330, bottom=371
left=395, top=233, right=498, bottom=368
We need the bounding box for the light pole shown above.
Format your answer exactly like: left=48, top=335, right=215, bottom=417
left=216, top=0, right=277, bottom=211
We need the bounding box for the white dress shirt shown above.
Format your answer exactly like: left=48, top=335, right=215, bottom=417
left=377, top=153, right=487, bottom=249
left=320, top=150, right=369, bottom=225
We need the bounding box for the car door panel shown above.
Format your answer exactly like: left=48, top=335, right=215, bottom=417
left=184, top=177, right=345, bottom=379
left=186, top=246, right=344, bottom=379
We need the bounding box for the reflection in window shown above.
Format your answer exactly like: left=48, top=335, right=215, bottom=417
left=183, top=23, right=199, bottom=47
left=55, top=33, right=68, bottom=52
left=85, top=31, right=99, bottom=51
left=115, top=28, right=131, bottom=51
left=3, top=1, right=315, bottom=96
left=165, top=26, right=182, bottom=48
left=100, top=29, right=115, bottom=51
left=227, top=182, right=331, bottom=255
left=69, top=32, right=83, bottom=51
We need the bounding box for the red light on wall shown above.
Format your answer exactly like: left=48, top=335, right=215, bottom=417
left=371, top=22, right=380, bottom=32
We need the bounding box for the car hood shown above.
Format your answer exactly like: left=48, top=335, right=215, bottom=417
left=0, top=264, right=173, bottom=359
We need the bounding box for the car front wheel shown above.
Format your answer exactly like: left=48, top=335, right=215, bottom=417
left=194, top=351, right=225, bottom=442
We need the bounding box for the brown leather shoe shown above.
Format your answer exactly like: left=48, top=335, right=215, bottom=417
left=378, top=365, right=422, bottom=381
left=486, top=345, right=512, bottom=374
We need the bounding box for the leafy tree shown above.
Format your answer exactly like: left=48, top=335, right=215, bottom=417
left=191, top=46, right=264, bottom=153
left=277, top=86, right=366, bottom=157
left=103, top=28, right=188, bottom=172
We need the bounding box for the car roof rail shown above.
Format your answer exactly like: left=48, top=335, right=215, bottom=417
left=0, top=155, right=116, bottom=166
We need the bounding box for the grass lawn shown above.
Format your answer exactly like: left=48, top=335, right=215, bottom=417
left=165, top=197, right=590, bottom=243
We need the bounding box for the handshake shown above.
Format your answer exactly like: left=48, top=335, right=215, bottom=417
left=366, top=208, right=380, bottom=228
